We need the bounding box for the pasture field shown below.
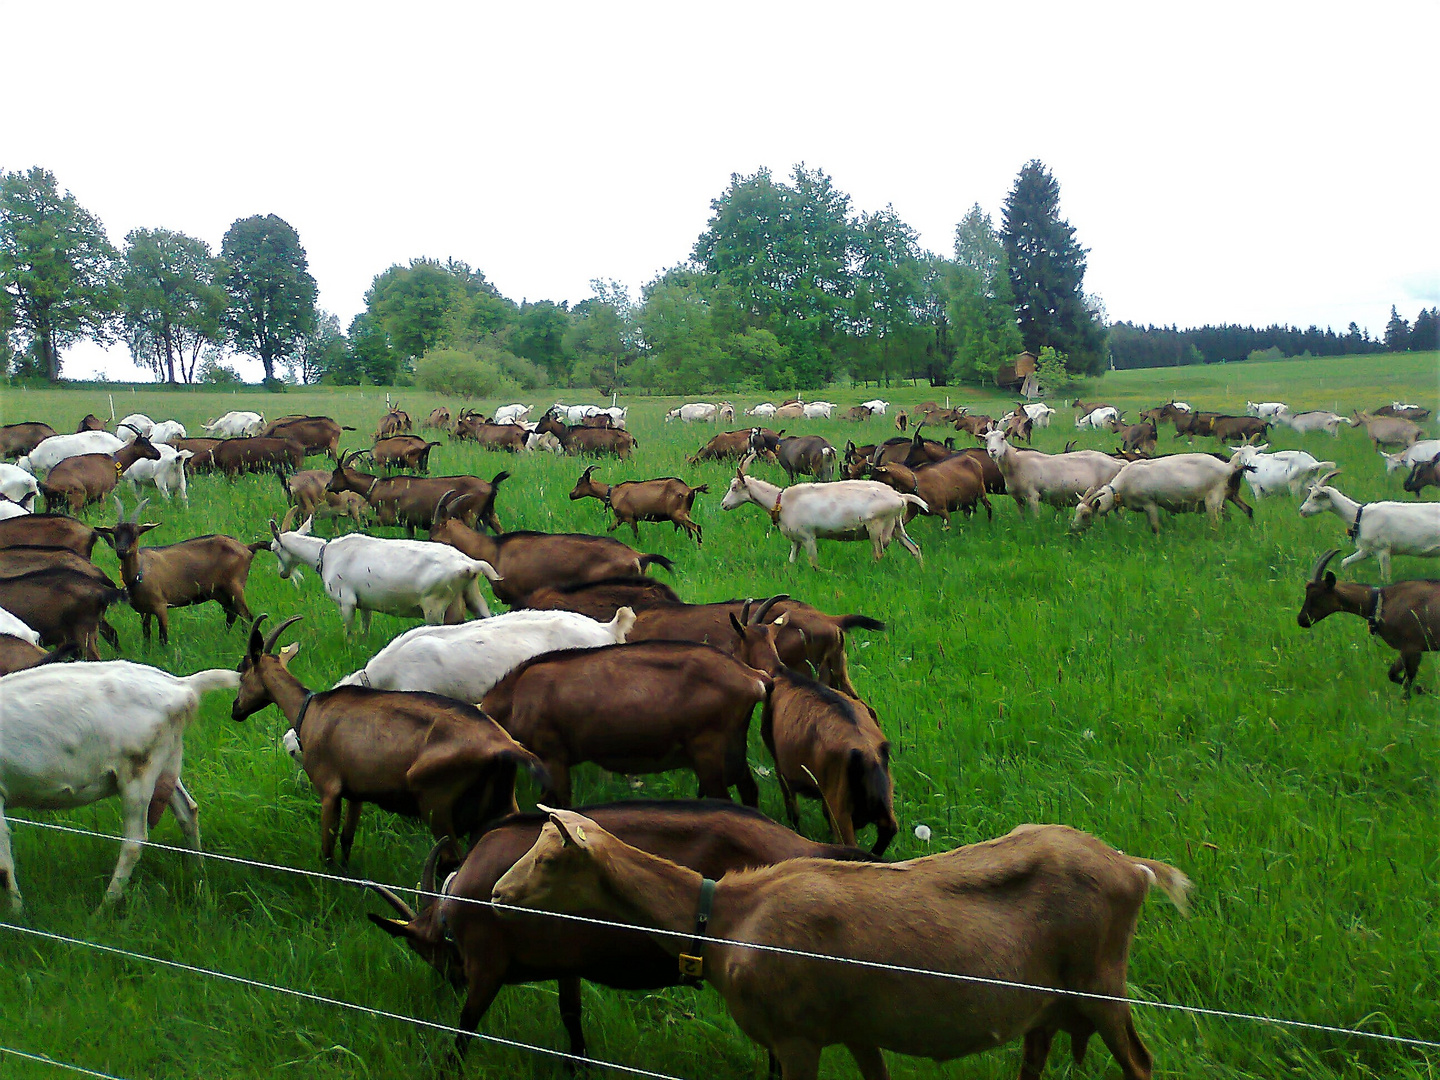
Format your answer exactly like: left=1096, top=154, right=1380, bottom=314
left=1, top=353, right=1437, bottom=1079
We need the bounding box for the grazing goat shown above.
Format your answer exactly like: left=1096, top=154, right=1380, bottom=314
left=424, top=407, right=451, bottom=431
left=201, top=410, right=264, bottom=438
left=1228, top=444, right=1334, bottom=499
left=374, top=404, right=413, bottom=439
left=368, top=801, right=872, bottom=1065
left=493, top=403, right=533, bottom=425
left=429, top=499, right=673, bottom=607
left=1276, top=409, right=1345, bottom=437
left=803, top=401, right=835, bottom=419
left=666, top=402, right=718, bottom=422
left=869, top=455, right=992, bottom=527
left=213, top=435, right=306, bottom=478
left=280, top=468, right=369, bottom=530
left=986, top=430, right=1124, bottom=513
left=495, top=810, right=1190, bottom=1080
left=844, top=404, right=872, bottom=422
left=0, top=546, right=124, bottom=652
left=772, top=401, right=807, bottom=419
left=1375, top=402, right=1431, bottom=422
left=0, top=660, right=240, bottom=911
left=746, top=402, right=777, bottom=418
left=1298, top=549, right=1440, bottom=696
left=721, top=454, right=925, bottom=567
left=0, top=513, right=99, bottom=556
left=534, top=415, right=638, bottom=458
left=166, top=437, right=221, bottom=472
left=233, top=616, right=546, bottom=861
left=894, top=409, right=908, bottom=431
left=0, top=568, right=127, bottom=659
left=147, top=419, right=187, bottom=444
left=1350, top=411, right=1423, bottom=449
left=569, top=466, right=707, bottom=544
left=1299, top=471, right=1440, bottom=580
left=0, top=463, right=40, bottom=504
left=96, top=497, right=265, bottom=644
left=524, top=575, right=683, bottom=617
left=40, top=431, right=162, bottom=513
left=16, top=430, right=124, bottom=475
left=691, top=428, right=769, bottom=463
left=953, top=412, right=996, bottom=439
left=260, top=415, right=353, bottom=456
left=1405, top=454, right=1440, bottom=497
left=1116, top=420, right=1158, bottom=455
left=482, top=641, right=770, bottom=806
left=327, top=452, right=507, bottom=534
left=337, top=607, right=634, bottom=700
left=1381, top=439, right=1440, bottom=475
left=774, top=435, right=837, bottom=481
left=1075, top=406, right=1120, bottom=429
left=732, top=599, right=897, bottom=854
left=0, top=636, right=76, bottom=675
left=123, top=443, right=194, bottom=504
left=269, top=508, right=502, bottom=630
left=371, top=434, right=442, bottom=471
left=1018, top=402, right=1056, bottom=427
left=1, top=422, right=57, bottom=459
left=859, top=399, right=888, bottom=415
left=454, top=415, right=528, bottom=451
left=1246, top=401, right=1289, bottom=418
left=1073, top=453, right=1252, bottom=534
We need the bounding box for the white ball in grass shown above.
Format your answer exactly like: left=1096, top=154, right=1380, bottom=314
left=914, top=824, right=932, bottom=843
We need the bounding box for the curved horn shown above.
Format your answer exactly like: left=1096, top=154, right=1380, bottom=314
left=433, top=488, right=458, bottom=524
left=118, top=422, right=142, bottom=435
left=112, top=493, right=126, bottom=525
left=367, top=883, right=417, bottom=921
left=1314, top=467, right=1342, bottom=487
left=263, top=614, right=303, bottom=654
left=280, top=506, right=298, bottom=533
left=740, top=598, right=754, bottom=624
left=581, top=464, right=598, bottom=481
left=131, top=497, right=150, bottom=524
left=1310, top=548, right=1340, bottom=582
left=752, top=594, right=790, bottom=625
left=420, top=836, right=455, bottom=897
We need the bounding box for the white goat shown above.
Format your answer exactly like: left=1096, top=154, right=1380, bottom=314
left=1277, top=410, right=1345, bottom=437
left=666, top=402, right=718, bottom=422
left=15, top=431, right=124, bottom=475
left=0, top=605, right=41, bottom=645
left=1073, top=453, right=1249, bottom=533
left=147, top=420, right=187, bottom=444
left=985, top=429, right=1124, bottom=513
left=0, top=660, right=240, bottom=911
left=268, top=513, right=503, bottom=631
left=116, top=413, right=155, bottom=440
left=720, top=454, right=926, bottom=567
left=202, top=411, right=264, bottom=438
left=1228, top=444, right=1334, bottom=498
left=124, top=444, right=194, bottom=504
left=1074, top=406, right=1120, bottom=430
left=860, top=399, right=889, bottom=415
left=1381, top=440, right=1440, bottom=474
left=1019, top=402, right=1056, bottom=427
left=1245, top=401, right=1289, bottom=419
left=493, top=404, right=532, bottom=425
left=524, top=431, right=564, bottom=454
left=746, top=402, right=778, bottom=417
left=0, top=463, right=39, bottom=503
left=0, top=495, right=33, bottom=521
left=1299, top=473, right=1440, bottom=581
left=803, top=401, right=835, bottom=419
left=596, top=406, right=628, bottom=426
left=335, top=608, right=635, bottom=699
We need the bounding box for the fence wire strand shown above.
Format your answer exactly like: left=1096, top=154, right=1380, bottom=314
left=0, top=1045, right=131, bottom=1080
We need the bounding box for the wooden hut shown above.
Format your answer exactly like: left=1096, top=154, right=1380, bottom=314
left=995, top=351, right=1039, bottom=397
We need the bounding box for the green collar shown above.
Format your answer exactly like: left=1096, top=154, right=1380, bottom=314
left=678, top=877, right=718, bottom=985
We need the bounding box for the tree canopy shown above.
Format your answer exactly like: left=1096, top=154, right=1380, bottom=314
left=119, top=228, right=226, bottom=383
left=220, top=214, right=319, bottom=383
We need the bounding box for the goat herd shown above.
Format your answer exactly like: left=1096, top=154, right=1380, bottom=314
left=0, top=390, right=1436, bottom=1080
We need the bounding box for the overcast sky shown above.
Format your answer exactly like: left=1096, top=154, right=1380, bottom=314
left=7, top=0, right=1437, bottom=380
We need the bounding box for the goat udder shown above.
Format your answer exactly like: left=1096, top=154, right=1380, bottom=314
left=147, top=772, right=178, bottom=827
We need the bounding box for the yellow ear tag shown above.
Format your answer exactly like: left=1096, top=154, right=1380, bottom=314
left=574, top=826, right=586, bottom=842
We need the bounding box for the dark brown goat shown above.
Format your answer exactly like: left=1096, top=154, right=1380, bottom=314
left=568, top=466, right=707, bottom=544
left=1405, top=454, right=1440, bottom=496
left=424, top=407, right=452, bottom=431
left=367, top=802, right=872, bottom=1065
left=1376, top=403, right=1432, bottom=422
left=260, top=415, right=354, bottom=456
left=774, top=435, right=837, bottom=482
left=213, top=436, right=306, bottom=478
left=870, top=455, right=992, bottom=527
left=691, top=429, right=765, bottom=463
left=0, top=514, right=99, bottom=557
left=96, top=496, right=264, bottom=644
left=844, top=404, right=873, bottom=422
left=902, top=425, right=958, bottom=467
left=371, top=434, right=442, bottom=471
left=166, top=437, right=222, bottom=472
left=77, top=414, right=107, bottom=432
left=1, top=422, right=57, bottom=458
left=454, top=416, right=528, bottom=451
left=0, top=635, right=79, bottom=675
left=374, top=405, right=413, bottom=439
left=40, top=433, right=162, bottom=513
left=894, top=409, right=908, bottom=431
left=1210, top=416, right=1269, bottom=444
left=0, top=545, right=122, bottom=649
left=429, top=507, right=674, bottom=608
left=233, top=615, right=548, bottom=862
left=535, top=415, right=637, bottom=459
left=1001, top=412, right=1033, bottom=444
left=482, top=641, right=770, bottom=806
left=733, top=601, right=898, bottom=854
left=1298, top=549, right=1440, bottom=696
left=0, top=568, right=126, bottom=660
left=327, top=452, right=507, bottom=535
left=953, top=413, right=995, bottom=439
left=535, top=579, right=885, bottom=698
left=1117, top=420, right=1159, bottom=455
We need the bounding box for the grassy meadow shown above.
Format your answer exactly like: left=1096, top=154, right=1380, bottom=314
left=1, top=352, right=1437, bottom=1079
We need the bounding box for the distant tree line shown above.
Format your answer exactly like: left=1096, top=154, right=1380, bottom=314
left=2, top=162, right=1429, bottom=390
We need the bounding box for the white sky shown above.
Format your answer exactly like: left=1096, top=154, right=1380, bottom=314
left=6, top=0, right=1437, bottom=381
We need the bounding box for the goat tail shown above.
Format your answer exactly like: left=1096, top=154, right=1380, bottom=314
left=691, top=483, right=710, bottom=495
left=1133, top=859, right=1193, bottom=915
left=341, top=425, right=356, bottom=431
left=639, top=553, right=675, bottom=574
left=838, top=613, right=886, bottom=633
left=248, top=541, right=270, bottom=554
left=183, top=669, right=243, bottom=696
left=900, top=493, right=930, bottom=512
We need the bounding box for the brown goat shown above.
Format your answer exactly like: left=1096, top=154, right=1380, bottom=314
left=524, top=575, right=683, bottom=616
left=454, top=415, right=528, bottom=452
left=77, top=413, right=107, bottom=432
left=894, top=409, right=908, bottom=431
left=732, top=600, right=898, bottom=854
left=494, top=811, right=1189, bottom=1080
left=213, top=435, right=306, bottom=477
left=535, top=415, right=637, bottom=459
left=870, top=454, right=992, bottom=527
left=902, top=425, right=958, bottom=467
left=40, top=433, right=162, bottom=513
left=327, top=452, right=507, bottom=535
left=260, top=415, right=354, bottom=456
left=1001, top=411, right=1033, bottom=444
left=233, top=615, right=548, bottom=863
left=166, top=437, right=222, bottom=472
left=96, top=496, right=265, bottom=645
left=568, top=466, right=707, bottom=545
left=0, top=635, right=79, bottom=675
left=1210, top=416, right=1269, bottom=444
left=0, top=567, right=126, bottom=660
left=482, top=641, right=770, bottom=806
left=1375, top=403, right=1431, bottom=422
left=371, top=434, right=442, bottom=471
left=0, top=545, right=122, bottom=650
left=844, top=404, right=872, bottom=422
left=429, top=506, right=674, bottom=608
left=1298, top=549, right=1440, bottom=696
left=1, top=422, right=58, bottom=458
left=0, top=514, right=99, bottom=557
left=773, top=436, right=837, bottom=482
left=953, top=413, right=995, bottom=440
left=691, top=429, right=761, bottom=463
left=424, top=407, right=452, bottom=431
left=374, top=405, right=413, bottom=439
left=279, top=469, right=371, bottom=531
left=1117, top=420, right=1159, bottom=455
left=1350, top=411, right=1424, bottom=450
left=1404, top=454, right=1440, bottom=496
left=368, top=802, right=873, bottom=1066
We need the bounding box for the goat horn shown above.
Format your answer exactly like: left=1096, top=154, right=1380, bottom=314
left=420, top=837, right=453, bottom=897
left=433, top=488, right=458, bottom=524
left=118, top=423, right=141, bottom=435
left=752, top=594, right=790, bottom=625
left=741, top=598, right=754, bottom=624
left=1315, top=467, right=1342, bottom=487
left=367, top=882, right=417, bottom=922
left=263, top=614, right=303, bottom=654
left=112, top=493, right=126, bottom=525
left=1310, top=548, right=1341, bottom=582
left=132, top=497, right=150, bottom=524
left=280, top=506, right=298, bottom=533
left=582, top=465, right=598, bottom=480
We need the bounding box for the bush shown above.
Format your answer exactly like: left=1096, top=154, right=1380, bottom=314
left=1246, top=345, right=1285, bottom=363
left=199, top=357, right=244, bottom=385
left=414, top=348, right=518, bottom=398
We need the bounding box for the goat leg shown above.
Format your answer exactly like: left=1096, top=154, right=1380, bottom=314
left=845, top=1044, right=890, bottom=1080
left=340, top=799, right=363, bottom=865
left=0, top=805, right=20, bottom=913
left=1019, top=1027, right=1055, bottom=1079
left=557, top=976, right=589, bottom=1061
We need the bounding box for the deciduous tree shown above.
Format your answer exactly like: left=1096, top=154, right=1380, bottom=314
left=119, top=228, right=226, bottom=383
left=220, top=214, right=318, bottom=382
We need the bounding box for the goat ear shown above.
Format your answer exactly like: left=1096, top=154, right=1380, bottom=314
left=247, top=616, right=267, bottom=659
left=729, top=612, right=745, bottom=636
left=278, top=642, right=301, bottom=667
left=773, top=613, right=787, bottom=626
left=1324, top=571, right=1336, bottom=586
left=298, top=515, right=315, bottom=536
left=94, top=527, right=115, bottom=544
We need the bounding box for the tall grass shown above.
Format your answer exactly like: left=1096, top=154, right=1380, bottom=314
left=1, top=356, right=1436, bottom=1078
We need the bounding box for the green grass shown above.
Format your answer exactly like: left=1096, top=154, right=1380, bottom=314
left=1, top=355, right=1437, bottom=1079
